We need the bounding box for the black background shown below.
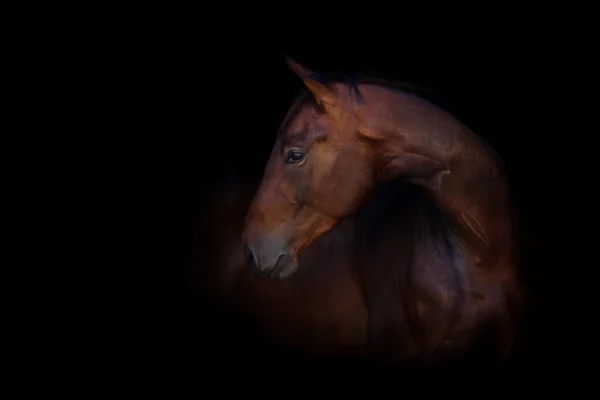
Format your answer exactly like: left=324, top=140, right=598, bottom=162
left=105, top=20, right=577, bottom=381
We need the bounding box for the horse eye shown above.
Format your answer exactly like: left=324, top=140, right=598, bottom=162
left=285, top=150, right=305, bottom=164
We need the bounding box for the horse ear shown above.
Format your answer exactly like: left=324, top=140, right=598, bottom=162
left=284, top=56, right=337, bottom=107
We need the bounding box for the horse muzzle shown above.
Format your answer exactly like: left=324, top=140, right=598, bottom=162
left=242, top=239, right=299, bottom=280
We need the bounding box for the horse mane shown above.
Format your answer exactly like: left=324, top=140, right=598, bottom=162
left=353, top=177, right=468, bottom=360
left=357, top=180, right=459, bottom=265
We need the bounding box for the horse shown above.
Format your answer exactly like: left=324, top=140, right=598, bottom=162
left=195, top=58, right=525, bottom=367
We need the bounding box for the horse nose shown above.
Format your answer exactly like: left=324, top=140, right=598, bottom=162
left=243, top=245, right=260, bottom=274
left=243, top=240, right=298, bottom=279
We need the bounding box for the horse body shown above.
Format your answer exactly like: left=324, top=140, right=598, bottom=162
left=202, top=59, right=523, bottom=366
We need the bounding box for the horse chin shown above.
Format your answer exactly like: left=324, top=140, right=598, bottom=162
left=270, top=254, right=299, bottom=280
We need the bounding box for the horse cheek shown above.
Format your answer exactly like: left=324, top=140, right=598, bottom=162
left=319, top=157, right=369, bottom=218
left=303, top=147, right=336, bottom=205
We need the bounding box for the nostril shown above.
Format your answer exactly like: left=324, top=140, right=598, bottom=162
left=243, top=245, right=258, bottom=272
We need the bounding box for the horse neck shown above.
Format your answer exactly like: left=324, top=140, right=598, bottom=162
left=358, top=85, right=515, bottom=260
